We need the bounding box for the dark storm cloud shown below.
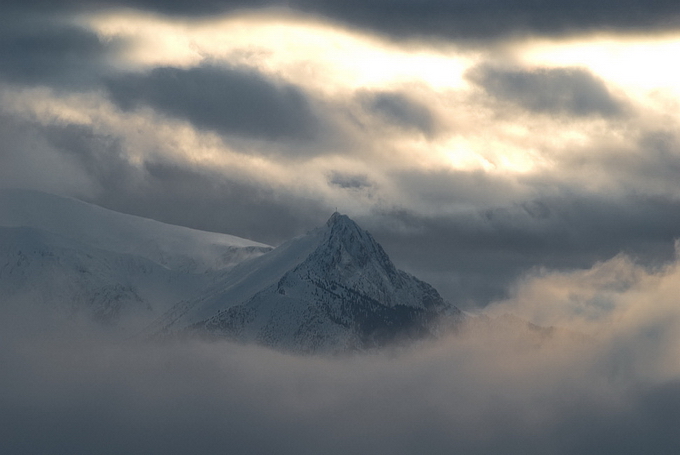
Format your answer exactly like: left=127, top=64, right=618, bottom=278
left=0, top=21, right=118, bottom=89
left=106, top=65, right=321, bottom=142
left=363, top=181, right=680, bottom=305
left=359, top=91, right=436, bottom=136
left=80, top=154, right=329, bottom=245
left=297, top=0, right=680, bottom=41
left=0, top=113, right=147, bottom=197
left=6, top=0, right=680, bottom=42
left=0, top=0, right=259, bottom=15
left=0, top=113, right=102, bottom=195
left=468, top=65, right=625, bottom=117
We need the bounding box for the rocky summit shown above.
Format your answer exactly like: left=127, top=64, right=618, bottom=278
left=185, top=213, right=462, bottom=352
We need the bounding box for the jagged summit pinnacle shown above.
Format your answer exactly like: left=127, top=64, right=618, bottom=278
left=326, top=211, right=350, bottom=227
left=324, top=212, right=366, bottom=240
left=314, top=211, right=393, bottom=275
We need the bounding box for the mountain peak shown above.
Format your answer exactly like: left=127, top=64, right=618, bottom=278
left=179, top=211, right=461, bottom=352
left=326, top=211, right=351, bottom=227
left=324, top=212, right=367, bottom=243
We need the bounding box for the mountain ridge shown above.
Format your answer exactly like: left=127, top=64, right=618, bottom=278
left=0, top=189, right=462, bottom=352
left=0, top=188, right=272, bottom=273
left=0, top=189, right=273, bottom=328
left=181, top=212, right=462, bottom=352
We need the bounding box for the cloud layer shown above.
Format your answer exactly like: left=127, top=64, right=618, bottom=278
left=106, top=64, right=322, bottom=142
left=2, top=248, right=680, bottom=454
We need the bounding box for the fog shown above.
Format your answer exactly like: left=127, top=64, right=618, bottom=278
left=2, top=248, right=679, bottom=454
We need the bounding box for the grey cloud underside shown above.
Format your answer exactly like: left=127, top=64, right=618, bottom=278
left=8, top=0, right=679, bottom=40
left=0, top=22, right=118, bottom=89
left=368, top=191, right=680, bottom=305
left=4, top=0, right=680, bottom=42
left=294, top=0, right=680, bottom=40
left=328, top=172, right=373, bottom=190
left=359, top=91, right=436, bottom=135
left=468, top=65, right=625, bottom=117
left=0, top=115, right=325, bottom=245
left=84, top=160, right=328, bottom=246
left=106, top=65, right=321, bottom=142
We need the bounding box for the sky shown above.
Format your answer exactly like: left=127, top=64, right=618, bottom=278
left=2, top=2, right=680, bottom=453
left=2, top=0, right=680, bottom=305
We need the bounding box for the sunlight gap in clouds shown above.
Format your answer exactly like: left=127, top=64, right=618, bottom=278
left=82, top=9, right=478, bottom=94
left=35, top=7, right=680, bottom=211
left=517, top=33, right=680, bottom=100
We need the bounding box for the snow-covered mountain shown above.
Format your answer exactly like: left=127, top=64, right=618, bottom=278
left=0, top=189, right=461, bottom=350
left=168, top=213, right=462, bottom=352
left=0, top=189, right=272, bottom=328
left=0, top=189, right=272, bottom=273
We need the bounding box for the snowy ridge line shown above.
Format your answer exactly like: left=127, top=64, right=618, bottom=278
left=0, top=188, right=273, bottom=273
left=170, top=212, right=464, bottom=353
left=0, top=189, right=273, bottom=329
left=0, top=190, right=464, bottom=352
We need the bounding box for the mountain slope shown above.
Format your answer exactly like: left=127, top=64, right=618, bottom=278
left=0, top=189, right=272, bottom=273
left=0, top=225, right=184, bottom=328
left=145, top=223, right=327, bottom=333
left=0, top=190, right=460, bottom=350
left=183, top=213, right=462, bottom=352
left=0, top=189, right=273, bottom=328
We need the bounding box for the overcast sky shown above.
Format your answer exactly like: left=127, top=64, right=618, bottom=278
left=2, top=1, right=680, bottom=454
left=3, top=0, right=680, bottom=305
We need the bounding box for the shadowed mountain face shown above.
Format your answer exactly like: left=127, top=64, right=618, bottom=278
left=189, top=213, right=461, bottom=352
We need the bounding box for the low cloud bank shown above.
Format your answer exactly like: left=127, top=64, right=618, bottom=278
left=2, top=248, right=680, bottom=454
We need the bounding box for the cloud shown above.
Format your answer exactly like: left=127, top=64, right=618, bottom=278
left=2, top=249, right=680, bottom=455
left=0, top=17, right=120, bottom=89
left=53, top=0, right=680, bottom=41
left=488, top=243, right=680, bottom=382
left=292, top=0, right=680, bottom=41
left=468, top=65, right=625, bottom=117
left=0, top=102, right=328, bottom=245
left=360, top=186, right=680, bottom=306
left=0, top=113, right=99, bottom=196
left=358, top=90, right=436, bottom=136
left=328, top=172, right=373, bottom=190
left=89, top=160, right=330, bottom=245
left=2, top=11, right=680, bottom=455
left=8, top=0, right=680, bottom=44
left=106, top=64, right=323, bottom=143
